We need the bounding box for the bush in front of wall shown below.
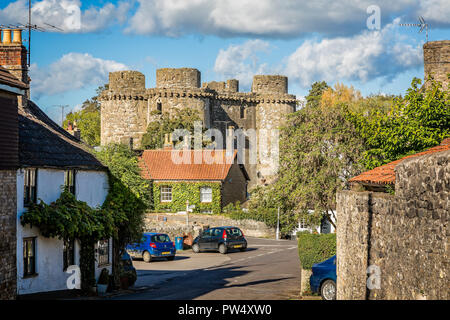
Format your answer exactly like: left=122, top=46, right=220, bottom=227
left=297, top=231, right=336, bottom=270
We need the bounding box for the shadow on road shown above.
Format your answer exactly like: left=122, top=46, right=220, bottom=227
left=117, top=263, right=295, bottom=300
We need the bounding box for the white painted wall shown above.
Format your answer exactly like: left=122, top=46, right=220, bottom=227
left=291, top=210, right=336, bottom=236
left=16, top=168, right=110, bottom=295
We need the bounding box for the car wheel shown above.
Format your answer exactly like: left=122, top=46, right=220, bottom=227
left=320, top=280, right=336, bottom=300
left=219, top=244, right=228, bottom=254
left=192, top=244, right=200, bottom=253
left=167, top=256, right=175, bottom=261
left=143, top=251, right=152, bottom=263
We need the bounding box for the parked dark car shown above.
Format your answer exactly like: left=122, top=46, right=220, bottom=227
left=310, top=255, right=337, bottom=300
left=192, top=226, right=247, bottom=254
left=126, top=232, right=176, bottom=262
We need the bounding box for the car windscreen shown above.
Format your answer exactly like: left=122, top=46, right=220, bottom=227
left=226, top=228, right=242, bottom=237
left=151, top=234, right=171, bottom=243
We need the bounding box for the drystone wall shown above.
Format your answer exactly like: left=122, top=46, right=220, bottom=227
left=0, top=170, right=17, bottom=300
left=336, top=150, right=449, bottom=300
left=144, top=212, right=276, bottom=243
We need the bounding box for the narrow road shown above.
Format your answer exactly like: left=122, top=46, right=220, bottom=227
left=111, top=237, right=300, bottom=300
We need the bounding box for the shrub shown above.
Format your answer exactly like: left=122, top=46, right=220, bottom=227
left=297, top=231, right=336, bottom=270
left=97, top=268, right=110, bottom=285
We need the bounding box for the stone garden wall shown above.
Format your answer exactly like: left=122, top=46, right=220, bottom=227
left=336, top=150, right=449, bottom=300
left=144, top=212, right=276, bottom=243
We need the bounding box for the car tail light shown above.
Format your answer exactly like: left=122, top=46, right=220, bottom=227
left=150, top=243, right=157, bottom=248
left=222, top=230, right=227, bottom=240
left=172, top=242, right=175, bottom=247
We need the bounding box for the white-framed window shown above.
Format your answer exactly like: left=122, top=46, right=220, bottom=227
left=300, top=217, right=307, bottom=229
left=200, top=187, right=212, bottom=203
left=160, top=186, right=172, bottom=202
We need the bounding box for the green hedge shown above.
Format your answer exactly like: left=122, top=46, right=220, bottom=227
left=297, top=231, right=336, bottom=270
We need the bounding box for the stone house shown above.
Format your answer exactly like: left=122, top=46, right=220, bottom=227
left=0, top=28, right=113, bottom=296
left=139, top=149, right=249, bottom=213
left=0, top=66, right=28, bottom=300
left=336, top=138, right=449, bottom=300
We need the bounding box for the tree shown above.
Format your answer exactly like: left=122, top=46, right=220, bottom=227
left=141, top=108, right=207, bottom=149
left=95, top=143, right=151, bottom=288
left=348, top=77, right=450, bottom=169
left=63, top=85, right=107, bottom=147
left=249, top=82, right=367, bottom=232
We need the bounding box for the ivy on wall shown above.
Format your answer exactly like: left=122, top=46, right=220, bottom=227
left=153, top=181, right=221, bottom=214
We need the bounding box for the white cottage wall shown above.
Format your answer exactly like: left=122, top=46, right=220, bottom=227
left=16, top=169, right=110, bottom=295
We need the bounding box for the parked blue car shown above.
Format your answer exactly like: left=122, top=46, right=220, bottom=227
left=126, top=233, right=176, bottom=262
left=310, top=255, right=337, bottom=300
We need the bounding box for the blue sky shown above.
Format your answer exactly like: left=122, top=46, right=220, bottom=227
left=0, top=0, right=449, bottom=124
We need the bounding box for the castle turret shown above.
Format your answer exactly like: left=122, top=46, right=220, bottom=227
left=156, top=68, right=201, bottom=89
left=423, top=40, right=450, bottom=89
left=252, top=75, right=288, bottom=94
left=100, top=70, right=148, bottom=148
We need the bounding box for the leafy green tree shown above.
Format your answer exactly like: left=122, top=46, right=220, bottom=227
left=63, top=85, right=107, bottom=147
left=141, top=108, right=204, bottom=149
left=249, top=82, right=367, bottom=232
left=95, top=143, right=151, bottom=287
left=348, top=77, right=450, bottom=169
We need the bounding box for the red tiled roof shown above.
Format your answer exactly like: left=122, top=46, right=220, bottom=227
left=139, top=149, right=243, bottom=181
left=349, top=138, right=450, bottom=185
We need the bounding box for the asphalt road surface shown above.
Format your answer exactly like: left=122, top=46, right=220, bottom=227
left=111, top=237, right=301, bottom=300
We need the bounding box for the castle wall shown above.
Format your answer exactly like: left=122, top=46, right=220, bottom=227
left=423, top=40, right=450, bottom=89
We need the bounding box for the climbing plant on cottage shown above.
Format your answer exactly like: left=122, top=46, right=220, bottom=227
left=20, top=189, right=115, bottom=291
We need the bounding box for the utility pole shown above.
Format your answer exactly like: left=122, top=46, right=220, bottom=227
left=276, top=207, right=280, bottom=240
left=186, top=200, right=189, bottom=227
left=53, top=104, right=69, bottom=127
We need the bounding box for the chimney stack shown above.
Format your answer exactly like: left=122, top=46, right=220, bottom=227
left=0, top=28, right=29, bottom=98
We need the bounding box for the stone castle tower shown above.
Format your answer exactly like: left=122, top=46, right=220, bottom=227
left=99, top=68, right=297, bottom=188
left=423, top=40, right=450, bottom=88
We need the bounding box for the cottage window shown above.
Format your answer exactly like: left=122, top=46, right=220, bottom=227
left=160, top=186, right=172, bottom=202
left=300, top=218, right=307, bottom=229
left=200, top=187, right=212, bottom=203
left=156, top=102, right=162, bottom=113
left=98, top=239, right=110, bottom=266
left=23, top=237, right=36, bottom=277
left=24, top=168, right=37, bottom=207
left=64, top=170, right=76, bottom=195
left=63, top=239, right=75, bottom=271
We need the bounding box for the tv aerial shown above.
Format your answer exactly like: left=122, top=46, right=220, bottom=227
left=400, top=16, right=429, bottom=42
left=2, top=0, right=64, bottom=67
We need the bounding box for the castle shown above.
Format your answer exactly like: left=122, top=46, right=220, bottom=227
left=99, top=41, right=450, bottom=189
left=99, top=68, right=298, bottom=188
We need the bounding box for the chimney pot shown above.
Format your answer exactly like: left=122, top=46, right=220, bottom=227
left=2, top=29, right=12, bottom=44
left=12, top=29, right=22, bottom=44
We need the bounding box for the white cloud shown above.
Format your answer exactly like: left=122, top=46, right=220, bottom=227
left=0, top=0, right=130, bottom=33
left=284, top=19, right=423, bottom=87
left=125, top=0, right=449, bottom=38
left=29, top=52, right=128, bottom=97
left=213, top=40, right=273, bottom=88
